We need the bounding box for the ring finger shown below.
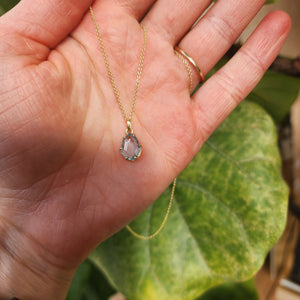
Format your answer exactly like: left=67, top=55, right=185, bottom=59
left=177, top=0, right=267, bottom=76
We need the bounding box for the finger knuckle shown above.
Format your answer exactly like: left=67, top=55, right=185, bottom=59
left=205, top=14, right=237, bottom=45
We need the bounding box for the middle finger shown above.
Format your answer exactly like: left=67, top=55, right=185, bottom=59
left=142, top=0, right=213, bottom=45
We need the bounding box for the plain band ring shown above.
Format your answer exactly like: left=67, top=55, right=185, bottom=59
left=175, top=46, right=205, bottom=83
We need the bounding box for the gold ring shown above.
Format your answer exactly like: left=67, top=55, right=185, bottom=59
left=175, top=46, right=205, bottom=83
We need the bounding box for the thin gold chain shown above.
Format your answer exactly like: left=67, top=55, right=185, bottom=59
left=90, top=6, right=146, bottom=124
left=90, top=6, right=179, bottom=240
left=126, top=178, right=177, bottom=240
left=126, top=52, right=194, bottom=239
left=175, top=50, right=193, bottom=93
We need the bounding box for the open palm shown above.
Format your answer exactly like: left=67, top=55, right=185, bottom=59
left=0, top=0, right=290, bottom=298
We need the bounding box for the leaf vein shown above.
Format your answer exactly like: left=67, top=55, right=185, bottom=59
left=177, top=180, right=255, bottom=262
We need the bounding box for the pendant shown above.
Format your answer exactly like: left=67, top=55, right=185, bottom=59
left=120, top=133, right=142, bottom=161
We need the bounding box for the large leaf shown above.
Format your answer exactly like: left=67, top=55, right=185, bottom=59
left=265, top=0, right=279, bottom=3
left=0, top=0, right=19, bottom=15
left=90, top=101, right=288, bottom=300
left=67, top=260, right=92, bottom=300
left=248, top=71, right=300, bottom=123
left=198, top=279, right=259, bottom=300
left=67, top=259, right=116, bottom=300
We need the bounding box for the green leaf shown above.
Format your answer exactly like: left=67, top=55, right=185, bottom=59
left=0, top=0, right=20, bottom=15
left=67, top=260, right=92, bottom=300
left=198, top=279, right=259, bottom=300
left=247, top=71, right=300, bottom=123
left=265, top=0, right=279, bottom=4
left=67, top=259, right=116, bottom=300
left=82, top=261, right=116, bottom=300
left=90, top=101, right=288, bottom=300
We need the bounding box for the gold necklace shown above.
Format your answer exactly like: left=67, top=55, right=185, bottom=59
left=90, top=6, right=180, bottom=240
left=90, top=7, right=145, bottom=162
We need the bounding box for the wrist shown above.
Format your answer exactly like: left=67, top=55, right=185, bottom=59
left=0, top=216, right=74, bottom=300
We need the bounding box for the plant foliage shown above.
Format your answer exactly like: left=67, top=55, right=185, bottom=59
left=0, top=0, right=297, bottom=299
left=89, top=101, right=288, bottom=300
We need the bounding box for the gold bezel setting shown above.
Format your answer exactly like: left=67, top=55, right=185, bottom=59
left=120, top=133, right=142, bottom=162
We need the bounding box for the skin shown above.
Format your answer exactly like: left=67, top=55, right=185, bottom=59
left=0, top=0, right=291, bottom=299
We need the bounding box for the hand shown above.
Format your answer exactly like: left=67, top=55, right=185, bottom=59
left=0, top=0, right=290, bottom=299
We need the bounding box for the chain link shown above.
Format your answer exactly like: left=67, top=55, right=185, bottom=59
left=175, top=50, right=193, bottom=94
left=90, top=6, right=176, bottom=240
left=90, top=6, right=146, bottom=125
left=126, top=178, right=177, bottom=240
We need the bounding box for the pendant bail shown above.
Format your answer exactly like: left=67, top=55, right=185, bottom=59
left=126, top=120, right=133, bottom=134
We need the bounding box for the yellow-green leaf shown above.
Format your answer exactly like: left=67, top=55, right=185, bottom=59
left=198, top=279, right=259, bottom=300
left=247, top=71, right=300, bottom=123
left=0, top=0, right=19, bottom=15
left=90, top=101, right=288, bottom=300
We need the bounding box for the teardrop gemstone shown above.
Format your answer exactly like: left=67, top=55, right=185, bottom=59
left=120, top=133, right=142, bottom=161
